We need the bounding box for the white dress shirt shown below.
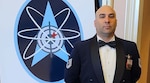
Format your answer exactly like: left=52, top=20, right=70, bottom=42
left=97, top=35, right=116, bottom=83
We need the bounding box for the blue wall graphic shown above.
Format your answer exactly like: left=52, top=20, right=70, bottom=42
left=15, top=0, right=83, bottom=82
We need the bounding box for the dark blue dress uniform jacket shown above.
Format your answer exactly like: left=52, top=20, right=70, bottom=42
left=64, top=35, right=141, bottom=83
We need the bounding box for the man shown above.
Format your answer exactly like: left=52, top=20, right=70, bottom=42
left=64, top=5, right=141, bottom=83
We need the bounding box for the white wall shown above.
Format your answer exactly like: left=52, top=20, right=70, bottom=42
left=114, top=0, right=126, bottom=38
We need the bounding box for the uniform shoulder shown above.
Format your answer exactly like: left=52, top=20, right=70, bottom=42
left=116, top=37, right=135, bottom=44
left=116, top=37, right=137, bottom=47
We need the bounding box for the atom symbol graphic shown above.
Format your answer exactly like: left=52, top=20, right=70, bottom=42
left=17, top=2, right=80, bottom=66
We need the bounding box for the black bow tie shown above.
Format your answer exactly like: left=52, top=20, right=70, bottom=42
left=98, top=40, right=116, bottom=48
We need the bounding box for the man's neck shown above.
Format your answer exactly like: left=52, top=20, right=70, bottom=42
left=97, top=34, right=115, bottom=42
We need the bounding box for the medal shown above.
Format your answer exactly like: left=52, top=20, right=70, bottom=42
left=126, top=54, right=133, bottom=70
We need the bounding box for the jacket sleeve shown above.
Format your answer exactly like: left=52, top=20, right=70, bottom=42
left=64, top=44, right=81, bottom=83
left=131, top=43, right=141, bottom=82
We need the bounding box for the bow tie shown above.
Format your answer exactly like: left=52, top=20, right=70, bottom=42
left=98, top=40, right=116, bottom=48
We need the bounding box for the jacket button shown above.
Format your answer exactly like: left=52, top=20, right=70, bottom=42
left=89, top=79, right=93, bottom=82
left=122, top=80, right=125, bottom=82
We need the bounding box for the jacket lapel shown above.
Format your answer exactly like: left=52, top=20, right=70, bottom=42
left=90, top=36, right=105, bottom=83
left=113, top=37, right=126, bottom=83
left=90, top=36, right=125, bottom=83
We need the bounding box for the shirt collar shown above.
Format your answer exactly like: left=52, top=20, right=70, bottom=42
left=97, top=35, right=115, bottom=42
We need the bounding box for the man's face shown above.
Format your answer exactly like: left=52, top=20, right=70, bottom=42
left=94, top=6, right=117, bottom=37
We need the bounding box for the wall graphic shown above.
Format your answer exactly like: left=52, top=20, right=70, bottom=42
left=15, top=0, right=83, bottom=83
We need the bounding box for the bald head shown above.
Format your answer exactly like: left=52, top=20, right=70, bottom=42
left=95, top=5, right=116, bottom=18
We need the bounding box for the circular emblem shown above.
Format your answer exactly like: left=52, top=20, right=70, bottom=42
left=15, top=0, right=83, bottom=82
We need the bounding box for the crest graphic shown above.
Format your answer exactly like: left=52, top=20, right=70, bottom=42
left=14, top=0, right=83, bottom=82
